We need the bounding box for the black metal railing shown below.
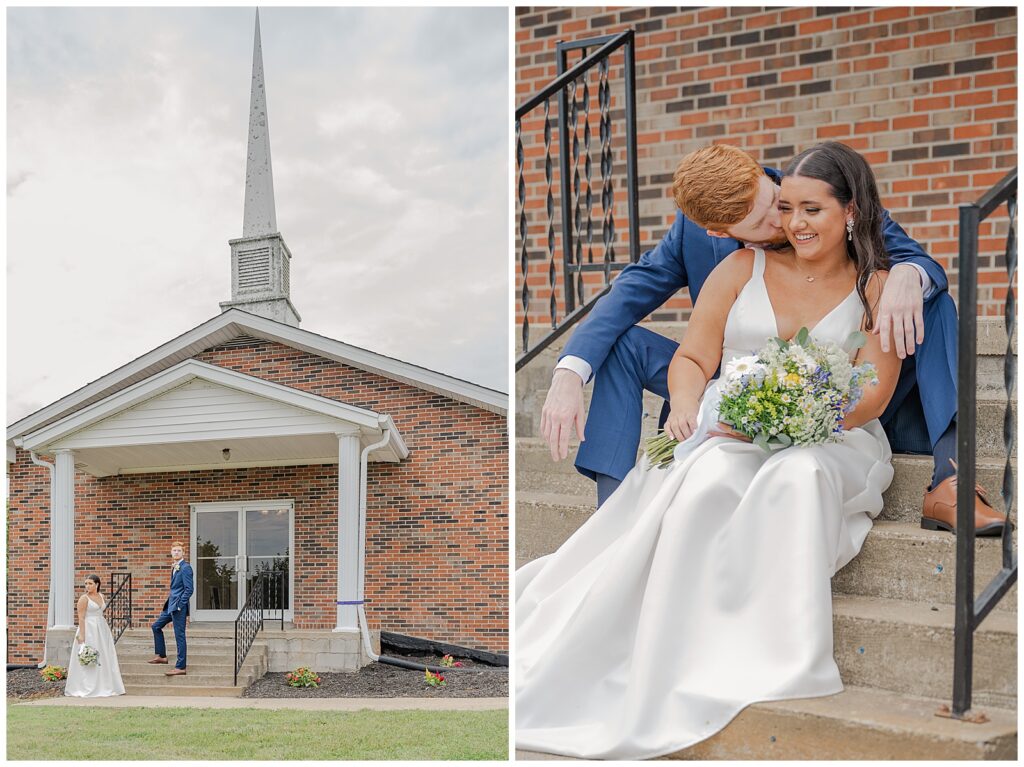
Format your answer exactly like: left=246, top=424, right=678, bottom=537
left=234, top=572, right=265, bottom=686
left=946, top=167, right=1017, bottom=721
left=516, top=30, right=639, bottom=370
left=105, top=571, right=132, bottom=644
left=248, top=569, right=286, bottom=632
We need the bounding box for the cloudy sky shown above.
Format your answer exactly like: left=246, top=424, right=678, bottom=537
left=7, top=6, right=509, bottom=425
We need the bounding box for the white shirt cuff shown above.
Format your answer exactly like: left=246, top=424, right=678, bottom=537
left=555, top=355, right=592, bottom=385
left=907, top=261, right=935, bottom=300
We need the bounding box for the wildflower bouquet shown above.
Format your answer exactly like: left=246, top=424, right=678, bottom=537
left=645, top=327, right=877, bottom=467
left=77, top=645, right=100, bottom=667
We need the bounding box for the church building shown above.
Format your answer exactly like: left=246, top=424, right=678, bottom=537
left=6, top=13, right=508, bottom=673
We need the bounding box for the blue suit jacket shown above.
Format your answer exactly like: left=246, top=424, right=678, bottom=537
left=562, top=167, right=949, bottom=375
left=164, top=560, right=194, bottom=615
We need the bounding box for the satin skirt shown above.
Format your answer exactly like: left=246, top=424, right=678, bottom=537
left=516, top=422, right=893, bottom=760
left=65, top=613, right=126, bottom=698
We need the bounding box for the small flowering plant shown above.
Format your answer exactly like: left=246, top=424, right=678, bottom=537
left=285, top=666, right=321, bottom=688
left=39, top=665, right=66, bottom=682
left=646, top=328, right=877, bottom=466
left=77, top=645, right=100, bottom=667
left=439, top=654, right=464, bottom=668
left=424, top=669, right=447, bottom=687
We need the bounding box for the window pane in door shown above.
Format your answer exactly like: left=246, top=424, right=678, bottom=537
left=196, top=556, right=237, bottom=611
left=195, top=511, right=238, bottom=558
left=246, top=508, right=289, bottom=557
left=247, top=556, right=289, bottom=610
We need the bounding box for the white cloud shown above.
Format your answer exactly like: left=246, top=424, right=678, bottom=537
left=6, top=7, right=509, bottom=424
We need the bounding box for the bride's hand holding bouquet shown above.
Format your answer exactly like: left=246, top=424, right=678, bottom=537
left=647, top=328, right=878, bottom=467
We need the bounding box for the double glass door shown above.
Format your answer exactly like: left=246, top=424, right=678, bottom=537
left=190, top=501, right=292, bottom=621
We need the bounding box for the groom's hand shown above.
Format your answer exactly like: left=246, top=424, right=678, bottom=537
left=873, top=263, right=925, bottom=359
left=541, top=368, right=587, bottom=461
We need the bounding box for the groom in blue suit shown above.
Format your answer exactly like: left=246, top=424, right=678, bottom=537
left=149, top=541, right=194, bottom=674
left=541, top=143, right=1006, bottom=535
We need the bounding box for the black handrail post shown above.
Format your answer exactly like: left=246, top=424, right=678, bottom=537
left=623, top=31, right=640, bottom=264
left=952, top=202, right=980, bottom=718
left=557, top=42, right=575, bottom=315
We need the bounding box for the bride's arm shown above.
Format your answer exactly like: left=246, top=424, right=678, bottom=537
left=665, top=249, right=751, bottom=440
left=844, top=270, right=902, bottom=429
left=75, top=595, right=88, bottom=644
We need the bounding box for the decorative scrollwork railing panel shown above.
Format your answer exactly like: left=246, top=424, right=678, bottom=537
left=105, top=571, right=132, bottom=644
left=515, top=31, right=639, bottom=369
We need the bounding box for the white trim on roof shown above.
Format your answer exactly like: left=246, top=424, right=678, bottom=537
left=7, top=308, right=506, bottom=444
left=17, top=359, right=409, bottom=463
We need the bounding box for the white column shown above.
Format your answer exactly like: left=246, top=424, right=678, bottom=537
left=335, top=432, right=362, bottom=632
left=52, top=449, right=76, bottom=629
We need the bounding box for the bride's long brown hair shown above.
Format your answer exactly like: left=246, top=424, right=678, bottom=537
left=783, top=142, right=890, bottom=331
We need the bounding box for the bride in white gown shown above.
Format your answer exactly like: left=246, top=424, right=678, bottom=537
left=516, top=143, right=903, bottom=759
left=65, top=574, right=125, bottom=697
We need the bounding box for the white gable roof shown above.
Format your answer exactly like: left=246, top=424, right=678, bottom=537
left=7, top=308, right=507, bottom=446
left=15, top=359, right=408, bottom=475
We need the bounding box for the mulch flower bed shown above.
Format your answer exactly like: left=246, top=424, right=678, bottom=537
left=242, top=653, right=508, bottom=699
left=7, top=669, right=67, bottom=700
left=9, top=653, right=509, bottom=700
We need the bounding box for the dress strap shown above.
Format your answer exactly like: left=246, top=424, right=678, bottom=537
left=751, top=247, right=766, bottom=278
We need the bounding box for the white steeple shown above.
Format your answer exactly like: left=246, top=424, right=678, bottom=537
left=242, top=9, right=277, bottom=238
left=221, top=8, right=301, bottom=327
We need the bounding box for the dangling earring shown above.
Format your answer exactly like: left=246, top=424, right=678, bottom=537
left=846, top=219, right=854, bottom=241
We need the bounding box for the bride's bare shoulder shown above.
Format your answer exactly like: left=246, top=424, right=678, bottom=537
left=709, top=248, right=756, bottom=288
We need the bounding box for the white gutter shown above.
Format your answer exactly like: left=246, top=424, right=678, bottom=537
left=28, top=452, right=56, bottom=669
left=355, top=420, right=393, bottom=662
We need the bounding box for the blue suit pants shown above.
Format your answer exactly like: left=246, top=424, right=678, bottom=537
left=152, top=608, right=188, bottom=670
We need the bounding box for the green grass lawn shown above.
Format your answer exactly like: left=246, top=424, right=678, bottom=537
left=7, top=704, right=508, bottom=760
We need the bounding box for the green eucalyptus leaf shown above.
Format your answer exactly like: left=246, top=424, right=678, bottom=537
left=844, top=330, right=867, bottom=351
left=795, top=327, right=810, bottom=347
left=776, top=433, right=792, bottom=446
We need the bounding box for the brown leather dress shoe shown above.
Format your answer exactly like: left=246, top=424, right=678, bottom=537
left=147, top=656, right=169, bottom=664
left=922, top=467, right=1008, bottom=536
left=165, top=668, right=187, bottom=676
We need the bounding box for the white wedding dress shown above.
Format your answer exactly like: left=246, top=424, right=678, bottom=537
left=65, top=596, right=125, bottom=697
left=516, top=248, right=894, bottom=760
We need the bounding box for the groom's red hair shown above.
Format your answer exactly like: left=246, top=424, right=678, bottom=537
left=171, top=541, right=184, bottom=549
left=672, top=144, right=764, bottom=231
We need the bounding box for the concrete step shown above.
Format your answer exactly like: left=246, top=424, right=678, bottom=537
left=832, top=521, right=1017, bottom=613
left=518, top=386, right=1016, bottom=460
left=120, top=670, right=260, bottom=687
left=115, top=645, right=263, bottom=660
left=122, top=684, right=247, bottom=697
left=517, top=321, right=1018, bottom=457
left=515, top=686, right=1017, bottom=760
left=516, top=438, right=1015, bottom=520
left=118, top=658, right=266, bottom=676
left=515, top=495, right=1017, bottom=614
left=832, top=595, right=1016, bottom=710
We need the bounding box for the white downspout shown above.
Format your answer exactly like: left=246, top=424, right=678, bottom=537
left=28, top=451, right=56, bottom=669
left=356, top=420, right=391, bottom=662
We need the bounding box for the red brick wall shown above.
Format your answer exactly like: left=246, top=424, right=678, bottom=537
left=515, top=5, right=1017, bottom=335
left=7, top=338, right=508, bottom=662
